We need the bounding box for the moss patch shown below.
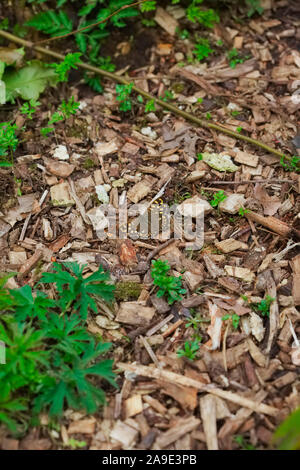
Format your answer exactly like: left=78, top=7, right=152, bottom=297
left=115, top=281, right=142, bottom=301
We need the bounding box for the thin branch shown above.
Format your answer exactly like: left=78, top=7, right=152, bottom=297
left=0, top=29, right=296, bottom=166
left=34, top=0, right=148, bottom=45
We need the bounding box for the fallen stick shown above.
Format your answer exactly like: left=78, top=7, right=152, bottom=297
left=117, top=362, right=278, bottom=416
left=0, top=29, right=296, bottom=166
left=246, top=211, right=300, bottom=240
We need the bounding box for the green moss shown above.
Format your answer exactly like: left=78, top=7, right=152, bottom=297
left=115, top=282, right=142, bottom=301
left=83, top=158, right=96, bottom=170
left=171, top=82, right=185, bottom=94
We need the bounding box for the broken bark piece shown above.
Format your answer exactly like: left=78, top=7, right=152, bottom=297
left=200, top=394, right=218, bottom=450
left=215, top=238, right=248, bottom=253
left=224, top=265, right=255, bottom=283
left=154, top=6, right=178, bottom=36
left=116, top=302, right=155, bottom=326
left=219, top=194, right=246, bottom=214
left=233, top=150, right=259, bottom=167
left=183, top=270, right=203, bottom=291
left=44, top=158, right=75, bottom=178
left=117, top=363, right=277, bottom=416
left=247, top=339, right=267, bottom=367
left=150, top=295, right=171, bottom=314
left=291, top=254, right=300, bottom=305
left=265, top=271, right=279, bottom=355
left=203, top=253, right=225, bottom=279
left=272, top=372, right=297, bottom=389
left=218, top=390, right=268, bottom=439
left=206, top=302, right=223, bottom=351
left=218, top=276, right=241, bottom=292
left=50, top=182, right=75, bottom=207
left=153, top=416, right=200, bottom=449
left=119, top=240, right=138, bottom=267
left=124, top=394, right=143, bottom=419
left=17, top=248, right=43, bottom=279
left=247, top=211, right=300, bottom=239
left=110, top=421, right=139, bottom=448
left=95, top=138, right=120, bottom=157
left=210, top=341, right=249, bottom=369
left=127, top=176, right=157, bottom=203
left=159, top=381, right=198, bottom=410
left=68, top=418, right=96, bottom=434
left=143, top=395, right=167, bottom=414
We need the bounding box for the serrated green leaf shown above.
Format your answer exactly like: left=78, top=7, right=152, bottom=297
left=3, top=61, right=57, bottom=102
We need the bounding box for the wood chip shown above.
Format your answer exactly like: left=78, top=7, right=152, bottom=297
left=215, top=238, right=248, bottom=253
left=200, top=394, right=218, bottom=450
left=124, top=394, right=143, bottom=418
left=116, top=302, right=156, bottom=325
left=68, top=418, right=96, bottom=434
left=153, top=416, right=200, bottom=449
left=117, top=363, right=278, bottom=416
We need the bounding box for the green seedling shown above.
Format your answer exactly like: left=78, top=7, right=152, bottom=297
left=116, top=83, right=133, bottom=112
left=151, top=259, right=186, bottom=305
left=0, top=122, right=19, bottom=167
left=177, top=340, right=200, bottom=360
left=254, top=295, right=275, bottom=317
left=193, top=38, right=213, bottom=61
left=20, top=99, right=41, bottom=119
left=238, top=207, right=250, bottom=216
left=234, top=435, right=255, bottom=450
left=222, top=313, right=240, bottom=330
left=0, top=262, right=117, bottom=433
left=210, top=190, right=227, bottom=208
left=227, top=48, right=249, bottom=68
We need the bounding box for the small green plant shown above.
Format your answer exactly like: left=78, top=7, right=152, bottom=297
left=236, top=126, right=243, bottom=133
left=66, top=438, right=87, bottom=449
left=116, top=83, right=133, bottom=112
left=253, top=295, right=274, bottom=317
left=177, top=340, right=200, bottom=360
left=222, top=313, right=240, bottom=330
left=0, top=262, right=117, bottom=433
left=41, top=96, right=80, bottom=135
left=20, top=99, right=41, bottom=119
left=234, top=435, right=255, bottom=450
left=151, top=259, right=186, bottom=305
left=176, top=27, right=190, bottom=39
left=238, top=207, right=250, bottom=216
left=280, top=155, right=300, bottom=173
left=197, top=153, right=203, bottom=160
left=246, top=0, right=264, bottom=17
left=227, top=48, right=248, bottom=68
left=39, top=261, right=115, bottom=319
left=205, top=112, right=211, bottom=120
left=162, top=90, right=174, bottom=102
left=193, top=38, right=213, bottom=61
left=0, top=122, right=19, bottom=167
left=145, top=99, right=156, bottom=113
left=50, top=52, right=82, bottom=82
left=59, top=96, right=80, bottom=119
left=186, top=1, right=219, bottom=28
left=210, top=190, right=227, bottom=208
left=185, top=313, right=203, bottom=343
